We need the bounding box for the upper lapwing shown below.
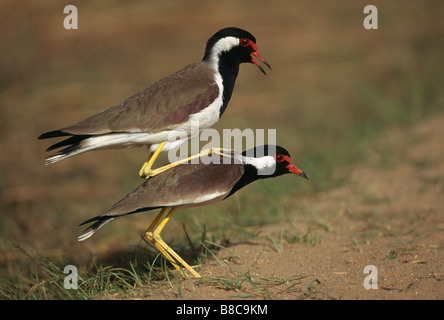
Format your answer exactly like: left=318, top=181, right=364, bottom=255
left=77, top=145, right=309, bottom=278
left=38, top=27, right=271, bottom=178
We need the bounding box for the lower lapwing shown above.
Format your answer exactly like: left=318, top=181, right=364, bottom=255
left=38, top=27, right=271, bottom=178
left=78, top=145, right=309, bottom=278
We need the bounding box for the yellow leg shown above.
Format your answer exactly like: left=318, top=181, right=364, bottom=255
left=145, top=208, right=181, bottom=272
left=145, top=207, right=201, bottom=278
left=139, top=142, right=166, bottom=178
left=146, top=147, right=234, bottom=178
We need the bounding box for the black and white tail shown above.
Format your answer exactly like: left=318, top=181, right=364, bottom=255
left=38, top=130, right=94, bottom=165
left=77, top=215, right=115, bottom=241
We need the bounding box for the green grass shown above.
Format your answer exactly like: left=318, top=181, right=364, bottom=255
left=0, top=238, right=323, bottom=299
left=0, top=243, right=165, bottom=299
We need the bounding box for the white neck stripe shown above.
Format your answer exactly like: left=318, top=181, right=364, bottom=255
left=233, top=154, right=276, bottom=172
left=208, top=36, right=239, bottom=66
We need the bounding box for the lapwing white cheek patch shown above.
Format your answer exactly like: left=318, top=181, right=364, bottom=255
left=250, top=156, right=276, bottom=171
left=210, top=37, right=239, bottom=60
left=237, top=155, right=277, bottom=175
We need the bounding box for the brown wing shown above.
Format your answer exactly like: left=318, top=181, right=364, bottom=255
left=61, top=61, right=218, bottom=135
left=103, top=156, right=244, bottom=217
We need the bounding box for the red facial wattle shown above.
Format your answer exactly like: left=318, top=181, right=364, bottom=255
left=240, top=38, right=271, bottom=75
left=276, top=154, right=310, bottom=180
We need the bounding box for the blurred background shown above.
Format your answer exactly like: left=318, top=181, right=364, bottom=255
left=1, top=0, right=443, bottom=294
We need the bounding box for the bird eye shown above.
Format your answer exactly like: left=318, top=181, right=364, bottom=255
left=276, top=155, right=285, bottom=162
left=240, top=38, right=250, bottom=47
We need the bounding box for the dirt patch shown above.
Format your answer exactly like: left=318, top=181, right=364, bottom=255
left=137, top=114, right=444, bottom=300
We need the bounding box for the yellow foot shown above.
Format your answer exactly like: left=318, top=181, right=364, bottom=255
left=139, top=142, right=166, bottom=179
left=139, top=167, right=155, bottom=179
left=145, top=207, right=201, bottom=278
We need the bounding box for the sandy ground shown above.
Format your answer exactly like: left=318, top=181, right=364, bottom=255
left=140, top=113, right=444, bottom=300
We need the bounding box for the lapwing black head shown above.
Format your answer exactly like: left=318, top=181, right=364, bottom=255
left=225, top=145, right=309, bottom=198
left=77, top=145, right=308, bottom=277
left=203, top=27, right=271, bottom=75
left=38, top=27, right=270, bottom=179
left=241, top=145, right=309, bottom=178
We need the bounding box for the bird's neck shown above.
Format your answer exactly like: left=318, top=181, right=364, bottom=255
left=224, top=164, right=262, bottom=199
left=224, top=153, right=277, bottom=200
left=204, top=52, right=240, bottom=118
left=217, top=52, right=240, bottom=118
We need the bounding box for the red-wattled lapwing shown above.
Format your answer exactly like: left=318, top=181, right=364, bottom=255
left=77, top=145, right=309, bottom=278
left=38, top=27, right=271, bottom=178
